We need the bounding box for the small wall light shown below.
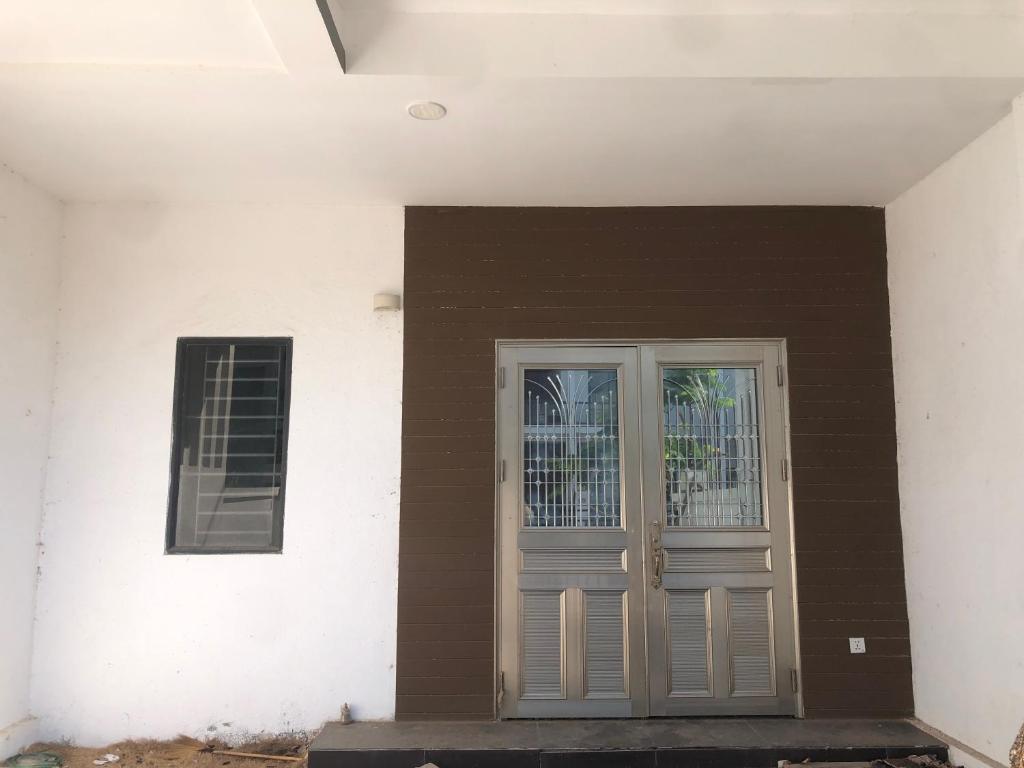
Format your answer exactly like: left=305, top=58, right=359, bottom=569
left=373, top=292, right=402, bottom=311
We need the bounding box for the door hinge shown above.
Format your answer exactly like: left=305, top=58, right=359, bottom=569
left=498, top=367, right=506, bottom=389
left=776, top=364, right=785, bottom=387
left=781, top=458, right=789, bottom=481
left=790, top=668, right=800, bottom=693
left=500, top=459, right=506, bottom=482
left=496, top=671, right=505, bottom=709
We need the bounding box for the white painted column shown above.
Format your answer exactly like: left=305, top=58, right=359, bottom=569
left=0, top=166, right=62, bottom=758
left=886, top=95, right=1024, bottom=768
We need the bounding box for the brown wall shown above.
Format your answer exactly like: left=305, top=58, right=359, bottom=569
left=398, top=207, right=912, bottom=720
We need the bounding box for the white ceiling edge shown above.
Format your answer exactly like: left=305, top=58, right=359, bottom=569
left=338, top=11, right=1024, bottom=78
left=884, top=90, right=1024, bottom=207
left=339, top=0, right=1024, bottom=15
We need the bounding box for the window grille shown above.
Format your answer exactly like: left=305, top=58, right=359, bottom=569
left=522, top=368, right=621, bottom=528
left=167, top=338, right=292, bottom=553
left=662, top=368, right=763, bottom=528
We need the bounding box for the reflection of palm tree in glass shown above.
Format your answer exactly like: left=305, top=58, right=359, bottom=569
left=663, top=369, right=735, bottom=517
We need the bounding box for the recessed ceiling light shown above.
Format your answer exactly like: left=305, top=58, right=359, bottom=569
left=408, top=101, right=447, bottom=121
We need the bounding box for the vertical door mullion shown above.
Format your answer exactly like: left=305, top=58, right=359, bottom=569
left=497, top=346, right=521, bottom=717
left=638, top=345, right=665, bottom=713
left=760, top=342, right=801, bottom=716
left=710, top=586, right=731, bottom=699
left=565, top=586, right=584, bottom=701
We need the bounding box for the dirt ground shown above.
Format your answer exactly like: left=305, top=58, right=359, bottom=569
left=17, top=735, right=308, bottom=768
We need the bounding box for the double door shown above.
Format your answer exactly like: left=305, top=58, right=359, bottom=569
left=496, top=342, right=798, bottom=718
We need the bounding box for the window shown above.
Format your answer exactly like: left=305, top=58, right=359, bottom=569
left=166, top=338, right=292, bottom=553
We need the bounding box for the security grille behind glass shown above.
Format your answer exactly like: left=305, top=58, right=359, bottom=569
left=662, top=368, right=763, bottom=528
left=168, top=339, right=291, bottom=552
left=522, top=369, right=621, bottom=528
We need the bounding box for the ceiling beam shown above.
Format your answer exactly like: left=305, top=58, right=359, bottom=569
left=251, top=0, right=344, bottom=75
left=315, top=0, right=347, bottom=72
left=338, top=9, right=1024, bottom=78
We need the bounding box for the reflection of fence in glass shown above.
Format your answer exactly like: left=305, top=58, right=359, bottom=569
left=522, top=369, right=621, bottom=528
left=663, top=368, right=763, bottom=528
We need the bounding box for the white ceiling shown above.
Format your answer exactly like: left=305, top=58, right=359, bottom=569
left=0, top=0, right=1022, bottom=206
left=0, top=1, right=281, bottom=68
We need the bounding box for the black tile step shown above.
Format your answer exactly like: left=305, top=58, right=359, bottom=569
left=309, top=719, right=948, bottom=768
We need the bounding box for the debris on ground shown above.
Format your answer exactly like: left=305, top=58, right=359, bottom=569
left=781, top=756, right=959, bottom=768
left=21, top=734, right=308, bottom=768
left=3, top=752, right=63, bottom=768
left=207, top=754, right=298, bottom=764
left=871, top=756, right=960, bottom=768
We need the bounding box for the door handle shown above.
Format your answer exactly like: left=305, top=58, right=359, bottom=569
left=649, top=521, right=664, bottom=589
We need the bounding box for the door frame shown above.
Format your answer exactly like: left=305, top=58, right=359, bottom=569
left=493, top=339, right=804, bottom=719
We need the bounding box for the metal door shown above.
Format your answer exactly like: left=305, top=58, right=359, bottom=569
left=496, top=346, right=649, bottom=717
left=640, top=343, right=798, bottom=716
left=496, top=341, right=799, bottom=718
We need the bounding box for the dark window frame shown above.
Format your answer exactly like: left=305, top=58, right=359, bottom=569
left=165, top=336, right=293, bottom=555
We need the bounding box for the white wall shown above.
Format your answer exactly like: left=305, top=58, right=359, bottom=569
left=30, top=203, right=404, bottom=745
left=887, top=102, right=1024, bottom=768
left=0, top=165, right=61, bottom=755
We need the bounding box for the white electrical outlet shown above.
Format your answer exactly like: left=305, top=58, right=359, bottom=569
left=849, top=637, right=866, bottom=654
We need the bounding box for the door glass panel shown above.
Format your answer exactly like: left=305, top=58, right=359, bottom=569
left=523, top=369, right=621, bottom=528
left=662, top=368, right=763, bottom=527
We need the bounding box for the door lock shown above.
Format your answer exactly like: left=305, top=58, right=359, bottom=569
left=649, top=520, right=665, bottom=589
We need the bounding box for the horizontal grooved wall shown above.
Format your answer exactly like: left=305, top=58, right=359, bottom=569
left=398, top=207, right=911, bottom=720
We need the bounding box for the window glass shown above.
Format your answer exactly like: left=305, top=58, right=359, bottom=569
left=168, top=339, right=291, bottom=552
left=522, top=368, right=621, bottom=528
left=662, top=367, right=763, bottom=528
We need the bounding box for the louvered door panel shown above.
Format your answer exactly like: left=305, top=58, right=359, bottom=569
left=728, top=589, right=776, bottom=696
left=666, top=548, right=769, bottom=573
left=521, top=549, right=625, bottom=572
left=666, top=590, right=712, bottom=696
left=521, top=591, right=565, bottom=698
left=584, top=590, right=627, bottom=698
